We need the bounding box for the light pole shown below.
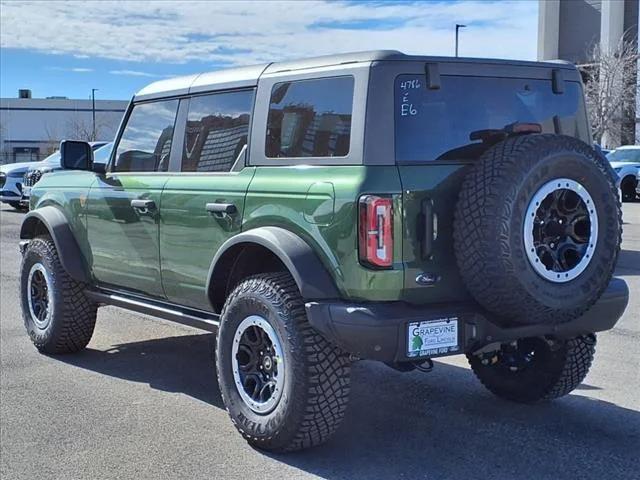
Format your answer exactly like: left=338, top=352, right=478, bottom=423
left=91, top=88, right=98, bottom=141
left=455, top=24, right=466, bottom=57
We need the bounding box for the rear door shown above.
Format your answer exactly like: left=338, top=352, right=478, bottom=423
left=159, top=90, right=255, bottom=311
left=86, top=99, right=178, bottom=297
left=392, top=69, right=590, bottom=305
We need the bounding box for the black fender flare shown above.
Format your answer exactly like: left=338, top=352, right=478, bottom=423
left=206, top=226, right=340, bottom=305
left=20, top=206, right=89, bottom=283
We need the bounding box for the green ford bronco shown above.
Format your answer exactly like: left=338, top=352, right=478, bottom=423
left=19, top=51, right=628, bottom=452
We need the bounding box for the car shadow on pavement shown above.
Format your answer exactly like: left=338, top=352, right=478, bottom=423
left=57, top=333, right=640, bottom=480
left=275, top=360, right=640, bottom=480
left=616, top=249, right=640, bottom=275
left=56, top=333, right=225, bottom=409
left=0, top=207, right=27, bottom=215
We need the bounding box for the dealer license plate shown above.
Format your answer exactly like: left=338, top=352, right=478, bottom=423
left=22, top=186, right=31, bottom=198
left=407, top=318, right=459, bottom=358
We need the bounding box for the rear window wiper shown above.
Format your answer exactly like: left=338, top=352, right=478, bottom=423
left=470, top=122, right=542, bottom=143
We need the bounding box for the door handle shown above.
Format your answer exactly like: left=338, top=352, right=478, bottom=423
left=206, top=203, right=237, bottom=216
left=131, top=199, right=157, bottom=211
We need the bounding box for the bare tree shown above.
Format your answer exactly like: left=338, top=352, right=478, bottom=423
left=0, top=121, right=8, bottom=165
left=43, top=121, right=61, bottom=157
left=65, top=115, right=94, bottom=141
left=582, top=35, right=639, bottom=148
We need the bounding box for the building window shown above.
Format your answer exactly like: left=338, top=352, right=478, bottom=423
left=13, top=147, right=40, bottom=163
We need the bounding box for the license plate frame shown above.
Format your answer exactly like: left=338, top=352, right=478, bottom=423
left=407, top=317, right=461, bottom=358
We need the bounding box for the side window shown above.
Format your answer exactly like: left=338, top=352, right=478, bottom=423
left=114, top=100, right=179, bottom=172
left=182, top=90, right=253, bottom=172
left=266, top=76, right=353, bottom=158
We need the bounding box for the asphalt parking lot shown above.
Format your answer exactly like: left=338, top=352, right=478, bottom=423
left=1, top=203, right=638, bottom=480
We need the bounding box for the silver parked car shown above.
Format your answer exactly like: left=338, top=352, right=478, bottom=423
left=21, top=142, right=109, bottom=205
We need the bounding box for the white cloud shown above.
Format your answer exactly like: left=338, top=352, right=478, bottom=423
left=109, top=70, right=162, bottom=77
left=47, top=66, right=94, bottom=73
left=0, top=1, right=539, bottom=65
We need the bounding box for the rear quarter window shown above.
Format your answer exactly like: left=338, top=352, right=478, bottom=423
left=266, top=76, right=354, bottom=158
left=395, top=75, right=586, bottom=162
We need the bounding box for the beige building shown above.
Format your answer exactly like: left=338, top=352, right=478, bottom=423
left=0, top=90, right=127, bottom=164
left=538, top=0, right=639, bottom=146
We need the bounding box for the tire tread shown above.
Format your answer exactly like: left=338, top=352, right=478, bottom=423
left=22, top=236, right=96, bottom=353
left=216, top=272, right=351, bottom=452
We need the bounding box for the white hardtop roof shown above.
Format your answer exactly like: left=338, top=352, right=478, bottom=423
left=134, top=64, right=269, bottom=101
left=133, top=51, right=402, bottom=101
left=134, top=49, right=579, bottom=101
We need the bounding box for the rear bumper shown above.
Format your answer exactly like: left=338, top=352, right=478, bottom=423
left=305, top=278, right=629, bottom=362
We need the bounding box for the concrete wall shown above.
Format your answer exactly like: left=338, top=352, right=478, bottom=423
left=538, top=0, right=639, bottom=147
left=558, top=0, right=601, bottom=62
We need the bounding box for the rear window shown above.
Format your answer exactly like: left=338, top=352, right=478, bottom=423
left=266, top=76, right=353, bottom=158
left=395, top=75, right=586, bottom=162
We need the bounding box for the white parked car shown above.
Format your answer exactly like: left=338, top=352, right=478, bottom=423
left=21, top=142, right=110, bottom=204
left=1, top=142, right=108, bottom=210
left=2, top=143, right=107, bottom=210
left=607, top=146, right=640, bottom=202
left=0, top=161, right=34, bottom=209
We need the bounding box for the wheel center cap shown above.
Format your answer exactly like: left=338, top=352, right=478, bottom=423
left=262, top=356, right=273, bottom=371
left=544, top=220, right=565, bottom=237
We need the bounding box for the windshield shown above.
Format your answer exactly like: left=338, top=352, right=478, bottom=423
left=395, top=75, right=588, bottom=162
left=42, top=152, right=61, bottom=165
left=607, top=149, right=640, bottom=163
left=93, top=142, right=113, bottom=164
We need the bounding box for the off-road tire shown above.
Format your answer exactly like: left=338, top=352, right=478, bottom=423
left=620, top=175, right=638, bottom=202
left=454, top=134, right=621, bottom=325
left=20, top=236, right=97, bottom=353
left=216, top=272, right=351, bottom=452
left=467, top=334, right=596, bottom=403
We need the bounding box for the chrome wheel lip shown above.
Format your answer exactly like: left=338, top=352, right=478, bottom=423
left=27, top=262, right=53, bottom=329
left=523, top=178, right=598, bottom=283
left=231, top=315, right=285, bottom=414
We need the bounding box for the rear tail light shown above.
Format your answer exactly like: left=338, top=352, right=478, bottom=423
left=358, top=195, right=393, bottom=269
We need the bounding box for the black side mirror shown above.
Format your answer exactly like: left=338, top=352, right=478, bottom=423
left=60, top=140, right=93, bottom=170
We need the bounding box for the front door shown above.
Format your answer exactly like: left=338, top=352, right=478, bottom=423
left=86, top=99, right=179, bottom=298
left=160, top=90, right=255, bottom=311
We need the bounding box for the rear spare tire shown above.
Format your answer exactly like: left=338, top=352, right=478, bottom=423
left=454, top=134, right=621, bottom=325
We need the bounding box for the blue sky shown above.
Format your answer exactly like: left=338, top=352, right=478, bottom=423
left=0, top=0, right=539, bottom=100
